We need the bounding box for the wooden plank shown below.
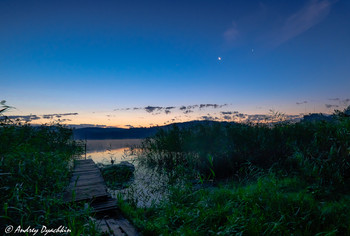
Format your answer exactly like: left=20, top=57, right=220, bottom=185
left=117, top=218, right=139, bottom=236
left=68, top=179, right=105, bottom=188
left=105, top=219, right=125, bottom=236
left=75, top=160, right=94, bottom=164
left=63, top=190, right=108, bottom=202
left=70, top=173, right=104, bottom=181
left=68, top=185, right=107, bottom=195
left=95, top=218, right=139, bottom=236
left=64, top=159, right=110, bottom=202
left=73, top=165, right=97, bottom=170
left=72, top=171, right=101, bottom=178
left=91, top=198, right=118, bottom=212
left=65, top=160, right=139, bottom=235
left=75, top=159, right=94, bottom=164
left=70, top=173, right=103, bottom=182
left=73, top=166, right=100, bottom=172
left=96, top=219, right=114, bottom=235
left=73, top=164, right=95, bottom=168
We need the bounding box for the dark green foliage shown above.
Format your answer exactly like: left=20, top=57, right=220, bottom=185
left=121, top=106, right=350, bottom=235
left=119, top=175, right=350, bottom=235
left=0, top=114, right=98, bottom=233
left=100, top=163, right=135, bottom=189
left=139, top=107, right=350, bottom=190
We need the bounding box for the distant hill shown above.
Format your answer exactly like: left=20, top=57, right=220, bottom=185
left=301, top=113, right=333, bottom=122
left=73, top=120, right=225, bottom=140
left=73, top=127, right=157, bottom=140
left=73, top=114, right=340, bottom=140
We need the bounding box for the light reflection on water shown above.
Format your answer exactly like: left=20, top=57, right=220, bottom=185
left=85, top=139, right=168, bottom=207
left=86, top=139, right=141, bottom=164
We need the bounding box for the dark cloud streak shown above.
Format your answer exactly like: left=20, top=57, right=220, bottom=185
left=114, top=104, right=228, bottom=115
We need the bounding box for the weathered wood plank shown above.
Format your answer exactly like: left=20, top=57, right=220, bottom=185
left=64, top=159, right=139, bottom=235
left=96, top=219, right=112, bottom=235
left=68, top=180, right=105, bottom=189
left=64, top=159, right=109, bottom=202
left=63, top=189, right=108, bottom=202
left=116, top=218, right=139, bottom=236
left=74, top=161, right=95, bottom=166
left=73, top=167, right=99, bottom=172
left=70, top=173, right=103, bottom=182
left=91, top=197, right=118, bottom=212
left=72, top=171, right=101, bottom=178
left=75, top=159, right=94, bottom=163
left=105, top=219, right=125, bottom=236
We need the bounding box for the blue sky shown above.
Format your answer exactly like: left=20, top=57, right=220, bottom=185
left=1, top=0, right=349, bottom=127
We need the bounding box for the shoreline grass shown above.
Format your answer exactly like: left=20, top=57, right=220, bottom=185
left=119, top=106, right=350, bottom=235
left=0, top=115, right=99, bottom=234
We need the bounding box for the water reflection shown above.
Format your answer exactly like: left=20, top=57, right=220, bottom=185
left=85, top=138, right=168, bottom=207
left=86, top=139, right=141, bottom=164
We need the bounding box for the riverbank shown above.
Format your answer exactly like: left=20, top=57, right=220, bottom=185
left=117, top=107, right=350, bottom=235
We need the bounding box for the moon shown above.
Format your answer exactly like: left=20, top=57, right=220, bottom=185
left=218, top=57, right=222, bottom=61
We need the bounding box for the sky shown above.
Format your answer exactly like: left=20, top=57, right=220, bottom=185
left=1, top=0, right=349, bottom=128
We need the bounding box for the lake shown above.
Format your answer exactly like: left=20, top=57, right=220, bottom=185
left=86, top=139, right=142, bottom=164
left=84, top=138, right=168, bottom=207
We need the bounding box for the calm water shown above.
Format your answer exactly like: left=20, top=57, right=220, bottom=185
left=85, top=138, right=168, bottom=207
left=86, top=139, right=142, bottom=164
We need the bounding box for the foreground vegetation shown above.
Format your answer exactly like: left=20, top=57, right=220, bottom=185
left=0, top=103, right=99, bottom=235
left=119, top=107, right=350, bottom=235
left=2, top=99, right=350, bottom=235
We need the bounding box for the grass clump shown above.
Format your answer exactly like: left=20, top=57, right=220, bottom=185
left=119, top=175, right=350, bottom=235
left=0, top=102, right=99, bottom=234
left=100, top=162, right=135, bottom=190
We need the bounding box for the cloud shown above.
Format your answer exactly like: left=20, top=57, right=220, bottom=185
left=234, top=113, right=247, bottom=119
left=165, top=106, right=175, bottom=114
left=246, top=114, right=269, bottom=122
left=327, top=98, right=350, bottom=106
left=42, top=113, right=78, bottom=119
left=2, top=112, right=78, bottom=123
left=201, top=115, right=215, bottom=121
left=342, top=98, right=350, bottom=105
left=116, top=106, right=176, bottom=114
left=272, top=0, right=332, bottom=47
left=199, top=104, right=227, bottom=109
left=296, top=101, right=308, bottom=105
left=68, top=124, right=111, bottom=128
left=325, top=104, right=339, bottom=109
left=222, top=115, right=232, bottom=120
left=57, top=118, right=72, bottom=122
left=184, top=110, right=193, bottom=114
left=144, top=106, right=163, bottom=113
left=114, top=104, right=227, bottom=115
left=179, top=105, right=197, bottom=114
left=223, top=22, right=240, bottom=45
left=5, top=115, right=41, bottom=122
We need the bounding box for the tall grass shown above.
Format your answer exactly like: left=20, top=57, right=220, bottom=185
left=0, top=103, right=99, bottom=234
left=120, top=106, right=350, bottom=235
left=138, top=108, right=350, bottom=192
left=119, top=174, right=350, bottom=235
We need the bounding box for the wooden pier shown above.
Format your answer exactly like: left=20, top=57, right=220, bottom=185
left=64, top=159, right=138, bottom=235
